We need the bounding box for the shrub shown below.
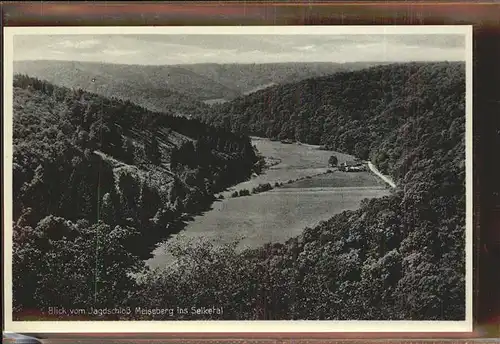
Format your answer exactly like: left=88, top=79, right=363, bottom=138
left=239, top=189, right=251, bottom=197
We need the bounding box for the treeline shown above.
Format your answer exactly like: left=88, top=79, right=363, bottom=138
left=11, top=75, right=258, bottom=318
left=135, top=62, right=466, bottom=320
left=170, top=136, right=258, bottom=188
left=230, top=183, right=274, bottom=198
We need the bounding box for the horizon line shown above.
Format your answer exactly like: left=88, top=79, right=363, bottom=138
left=13, top=58, right=465, bottom=67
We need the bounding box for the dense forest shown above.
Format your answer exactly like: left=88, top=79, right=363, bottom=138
left=12, top=60, right=466, bottom=321
left=13, top=61, right=216, bottom=115
left=11, top=75, right=258, bottom=316
left=206, top=62, right=464, bottom=177
left=177, top=61, right=386, bottom=97
left=13, top=61, right=384, bottom=109
left=135, top=62, right=466, bottom=320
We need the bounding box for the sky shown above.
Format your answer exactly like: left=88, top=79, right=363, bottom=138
left=13, top=34, right=466, bottom=65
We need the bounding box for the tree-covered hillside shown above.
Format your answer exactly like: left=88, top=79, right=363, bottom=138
left=13, top=61, right=219, bottom=115
left=180, top=61, right=386, bottom=97
left=135, top=62, right=466, bottom=320
left=207, top=61, right=465, bottom=178
left=13, top=60, right=385, bottom=109
left=11, top=75, right=258, bottom=316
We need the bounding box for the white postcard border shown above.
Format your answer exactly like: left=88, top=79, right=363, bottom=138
left=3, top=25, right=473, bottom=333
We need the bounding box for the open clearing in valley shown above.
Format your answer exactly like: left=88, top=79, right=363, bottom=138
left=147, top=138, right=389, bottom=269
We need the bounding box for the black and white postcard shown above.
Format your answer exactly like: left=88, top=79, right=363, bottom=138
left=3, top=25, right=473, bottom=333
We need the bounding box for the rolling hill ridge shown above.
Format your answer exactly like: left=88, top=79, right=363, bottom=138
left=178, top=61, right=387, bottom=99
left=14, top=60, right=386, bottom=112
left=13, top=60, right=225, bottom=115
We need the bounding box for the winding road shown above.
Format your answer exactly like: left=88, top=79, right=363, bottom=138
left=367, top=162, right=397, bottom=188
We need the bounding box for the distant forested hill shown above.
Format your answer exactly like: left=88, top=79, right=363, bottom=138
left=135, top=61, right=467, bottom=321
left=179, top=61, right=385, bottom=97
left=13, top=60, right=222, bottom=115
left=12, top=74, right=258, bottom=315
left=13, top=61, right=384, bottom=110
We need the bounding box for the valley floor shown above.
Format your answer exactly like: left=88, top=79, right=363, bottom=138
left=148, top=137, right=390, bottom=269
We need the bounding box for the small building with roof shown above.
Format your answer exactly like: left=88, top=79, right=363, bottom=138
left=338, top=160, right=367, bottom=172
